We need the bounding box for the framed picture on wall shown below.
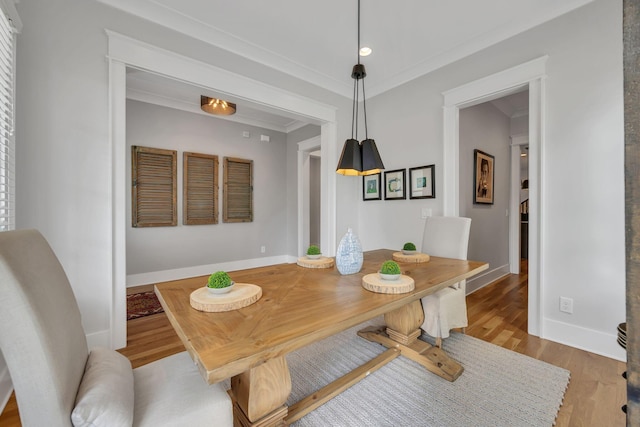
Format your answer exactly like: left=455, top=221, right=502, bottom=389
left=362, top=173, right=382, bottom=201
left=409, top=165, right=435, bottom=199
left=473, top=149, right=495, bottom=204
left=384, top=169, right=406, bottom=200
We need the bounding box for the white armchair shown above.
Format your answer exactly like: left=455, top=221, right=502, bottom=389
left=0, top=229, right=233, bottom=427
left=419, top=216, right=472, bottom=347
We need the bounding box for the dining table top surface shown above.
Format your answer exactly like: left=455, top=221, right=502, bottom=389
left=154, top=249, right=488, bottom=384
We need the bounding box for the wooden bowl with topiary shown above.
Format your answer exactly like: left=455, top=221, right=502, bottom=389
left=306, top=245, right=322, bottom=259
left=379, top=260, right=401, bottom=280
left=207, top=271, right=235, bottom=294
left=402, top=242, right=417, bottom=255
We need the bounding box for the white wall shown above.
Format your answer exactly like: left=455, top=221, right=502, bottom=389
left=358, top=0, right=625, bottom=360
left=459, top=102, right=511, bottom=289
left=354, top=79, right=444, bottom=251
left=6, top=2, right=625, bottom=413
left=126, top=100, right=288, bottom=283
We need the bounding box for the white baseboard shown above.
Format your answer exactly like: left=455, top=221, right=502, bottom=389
left=126, top=255, right=294, bottom=288
left=542, top=318, right=627, bottom=362
left=0, top=357, right=12, bottom=415
left=466, top=264, right=510, bottom=294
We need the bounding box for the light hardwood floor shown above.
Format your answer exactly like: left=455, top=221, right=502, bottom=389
left=0, top=262, right=627, bottom=426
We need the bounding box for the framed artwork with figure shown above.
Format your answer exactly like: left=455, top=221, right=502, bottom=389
left=362, top=173, right=381, bottom=201
left=473, top=149, right=494, bottom=204
left=409, top=164, right=435, bottom=199
left=384, top=169, right=406, bottom=200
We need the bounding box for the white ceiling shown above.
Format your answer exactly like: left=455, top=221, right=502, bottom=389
left=105, top=0, right=591, bottom=131
left=489, top=90, right=529, bottom=119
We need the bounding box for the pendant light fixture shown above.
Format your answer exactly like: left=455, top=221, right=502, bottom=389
left=336, top=0, right=385, bottom=176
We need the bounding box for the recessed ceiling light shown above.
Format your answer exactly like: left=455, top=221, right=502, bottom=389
left=359, top=47, right=372, bottom=57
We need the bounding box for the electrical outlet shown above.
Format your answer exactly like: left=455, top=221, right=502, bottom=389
left=260, top=246, right=266, bottom=253
left=421, top=208, right=432, bottom=219
left=559, top=297, right=573, bottom=314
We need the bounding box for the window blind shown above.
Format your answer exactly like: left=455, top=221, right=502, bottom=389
left=223, top=157, right=253, bottom=223
left=0, top=10, right=14, bottom=232
left=131, top=146, right=177, bottom=227
left=183, top=152, right=218, bottom=225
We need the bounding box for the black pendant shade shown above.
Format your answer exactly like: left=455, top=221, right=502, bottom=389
left=336, top=138, right=363, bottom=176
left=360, top=139, right=384, bottom=175
left=336, top=0, right=385, bottom=176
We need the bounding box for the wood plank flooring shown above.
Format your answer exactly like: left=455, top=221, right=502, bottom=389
left=466, top=263, right=627, bottom=426
left=0, top=261, right=627, bottom=426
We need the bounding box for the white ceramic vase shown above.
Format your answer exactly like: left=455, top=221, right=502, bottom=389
left=335, top=228, right=363, bottom=275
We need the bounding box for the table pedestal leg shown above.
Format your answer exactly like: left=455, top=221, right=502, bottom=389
left=384, top=299, right=424, bottom=345
left=229, top=356, right=291, bottom=426
left=358, top=300, right=464, bottom=382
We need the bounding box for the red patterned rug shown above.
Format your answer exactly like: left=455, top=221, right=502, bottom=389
left=127, top=291, right=164, bottom=320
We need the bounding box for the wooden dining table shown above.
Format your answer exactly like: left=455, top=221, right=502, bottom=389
left=155, top=249, right=488, bottom=426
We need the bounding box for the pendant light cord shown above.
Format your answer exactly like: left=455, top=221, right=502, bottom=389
left=357, top=0, right=361, bottom=67
left=351, top=72, right=358, bottom=140
left=351, top=0, right=361, bottom=141
left=353, top=0, right=368, bottom=140
left=362, top=73, right=368, bottom=140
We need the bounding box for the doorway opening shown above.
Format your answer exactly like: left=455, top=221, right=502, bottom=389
left=297, top=136, right=321, bottom=256
left=458, top=89, right=529, bottom=292
left=442, top=56, right=546, bottom=336
left=108, top=32, right=338, bottom=348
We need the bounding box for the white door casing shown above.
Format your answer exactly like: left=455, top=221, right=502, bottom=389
left=107, top=31, right=338, bottom=348
left=442, top=56, right=546, bottom=336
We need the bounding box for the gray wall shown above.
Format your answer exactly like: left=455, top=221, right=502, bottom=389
left=126, top=100, right=287, bottom=277
left=459, top=102, right=511, bottom=280
left=310, top=155, right=321, bottom=246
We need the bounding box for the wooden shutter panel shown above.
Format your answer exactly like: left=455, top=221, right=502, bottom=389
left=183, top=152, right=218, bottom=225
left=223, top=157, right=253, bottom=223
left=132, top=146, right=177, bottom=227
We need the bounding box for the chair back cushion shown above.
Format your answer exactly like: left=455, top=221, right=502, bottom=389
left=0, top=229, right=89, bottom=426
left=72, top=347, right=134, bottom=427
left=421, top=216, right=471, bottom=260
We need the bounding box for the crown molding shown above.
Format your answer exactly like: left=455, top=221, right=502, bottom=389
left=367, top=0, right=592, bottom=97
left=98, top=0, right=593, bottom=99
left=97, top=0, right=352, bottom=97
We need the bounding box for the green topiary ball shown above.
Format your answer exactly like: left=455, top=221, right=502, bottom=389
left=403, top=242, right=416, bottom=251
left=307, top=245, right=321, bottom=255
left=207, top=271, right=233, bottom=288
left=380, top=260, right=401, bottom=275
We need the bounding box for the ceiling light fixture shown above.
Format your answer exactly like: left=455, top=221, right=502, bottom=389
left=200, top=95, right=236, bottom=116
left=336, top=0, right=385, bottom=176
left=359, top=46, right=372, bottom=57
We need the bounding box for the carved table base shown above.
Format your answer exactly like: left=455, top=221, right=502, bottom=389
left=358, top=300, right=464, bottom=382
left=229, top=299, right=463, bottom=426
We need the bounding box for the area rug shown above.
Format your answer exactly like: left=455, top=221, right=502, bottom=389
left=277, top=319, right=570, bottom=427
left=126, top=291, right=164, bottom=320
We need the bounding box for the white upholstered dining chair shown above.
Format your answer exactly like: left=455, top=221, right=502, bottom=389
left=0, top=229, right=233, bottom=427
left=419, top=216, right=472, bottom=348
